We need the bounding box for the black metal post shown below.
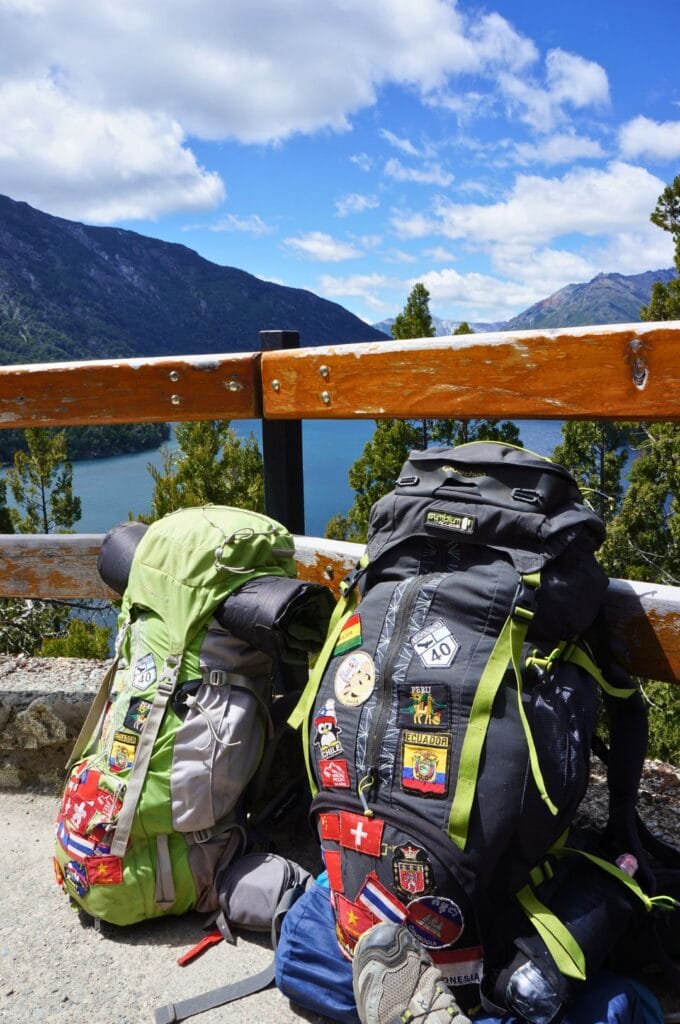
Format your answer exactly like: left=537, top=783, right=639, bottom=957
left=259, top=330, right=305, bottom=535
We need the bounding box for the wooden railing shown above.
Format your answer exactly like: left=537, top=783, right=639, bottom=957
left=0, top=321, right=678, bottom=683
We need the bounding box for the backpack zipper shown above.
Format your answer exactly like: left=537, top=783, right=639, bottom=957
left=359, top=574, right=430, bottom=811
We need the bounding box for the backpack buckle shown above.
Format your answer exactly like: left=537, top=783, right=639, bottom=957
left=206, top=669, right=229, bottom=687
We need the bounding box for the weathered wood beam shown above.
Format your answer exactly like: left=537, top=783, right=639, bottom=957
left=0, top=352, right=260, bottom=429
left=0, top=534, right=677, bottom=684
left=261, top=321, right=680, bottom=421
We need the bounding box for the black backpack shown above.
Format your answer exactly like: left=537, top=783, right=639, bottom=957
left=290, top=442, right=678, bottom=1020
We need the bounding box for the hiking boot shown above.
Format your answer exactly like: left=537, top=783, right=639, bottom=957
left=352, top=922, right=471, bottom=1024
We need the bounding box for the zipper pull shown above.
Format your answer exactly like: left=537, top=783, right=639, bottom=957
left=357, top=771, right=375, bottom=817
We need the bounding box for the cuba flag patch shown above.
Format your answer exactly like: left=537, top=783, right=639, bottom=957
left=401, top=730, right=449, bottom=796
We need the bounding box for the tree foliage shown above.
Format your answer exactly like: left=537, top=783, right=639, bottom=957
left=6, top=428, right=81, bottom=533
left=141, top=420, right=265, bottom=521
left=391, top=283, right=435, bottom=340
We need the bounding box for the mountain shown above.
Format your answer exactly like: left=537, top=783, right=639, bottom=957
left=374, top=269, right=676, bottom=337
left=505, top=268, right=676, bottom=330
left=372, top=315, right=504, bottom=337
left=0, top=194, right=388, bottom=366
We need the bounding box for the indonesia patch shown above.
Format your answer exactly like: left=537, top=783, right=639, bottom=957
left=431, top=945, right=483, bottom=987
left=406, top=895, right=465, bottom=949
left=401, top=730, right=450, bottom=796
left=319, top=758, right=351, bottom=789
left=357, top=872, right=408, bottom=924
left=340, top=811, right=384, bottom=857
left=334, top=613, right=362, bottom=655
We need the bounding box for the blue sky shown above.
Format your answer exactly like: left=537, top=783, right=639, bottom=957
left=1, top=0, right=679, bottom=328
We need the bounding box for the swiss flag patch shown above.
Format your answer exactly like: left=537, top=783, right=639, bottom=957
left=340, top=811, right=384, bottom=857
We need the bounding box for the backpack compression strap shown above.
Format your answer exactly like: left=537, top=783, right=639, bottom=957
left=448, top=572, right=560, bottom=849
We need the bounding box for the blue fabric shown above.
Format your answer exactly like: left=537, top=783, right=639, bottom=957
left=275, top=882, right=664, bottom=1024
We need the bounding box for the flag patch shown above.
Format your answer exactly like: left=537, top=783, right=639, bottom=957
left=357, top=872, right=408, bottom=924
left=334, top=613, right=362, bottom=655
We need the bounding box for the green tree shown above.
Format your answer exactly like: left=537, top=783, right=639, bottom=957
left=142, top=420, right=265, bottom=521
left=6, top=428, right=81, bottom=533
left=391, top=282, right=435, bottom=340
left=553, top=422, right=631, bottom=527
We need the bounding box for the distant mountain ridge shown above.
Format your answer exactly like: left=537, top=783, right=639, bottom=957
left=374, top=268, right=675, bottom=337
left=0, top=193, right=387, bottom=366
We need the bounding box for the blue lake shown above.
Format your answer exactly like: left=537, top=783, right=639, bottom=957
left=69, top=419, right=566, bottom=537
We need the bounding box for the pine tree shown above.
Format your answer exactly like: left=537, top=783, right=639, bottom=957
left=6, top=428, right=81, bottom=533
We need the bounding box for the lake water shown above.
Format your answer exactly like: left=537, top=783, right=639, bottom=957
left=69, top=419, right=566, bottom=537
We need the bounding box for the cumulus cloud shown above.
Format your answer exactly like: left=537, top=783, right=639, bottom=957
left=499, top=48, right=609, bottom=133
left=431, top=162, right=664, bottom=247
left=335, top=193, right=380, bottom=217
left=380, top=129, right=419, bottom=156
left=319, top=272, right=393, bottom=310
left=0, top=77, right=224, bottom=220
left=283, top=231, right=363, bottom=261
left=416, top=267, right=539, bottom=321
left=385, top=158, right=453, bottom=186
left=619, top=116, right=680, bottom=160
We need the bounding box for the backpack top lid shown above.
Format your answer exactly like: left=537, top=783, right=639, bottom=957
left=367, top=441, right=606, bottom=576
left=122, top=505, right=297, bottom=650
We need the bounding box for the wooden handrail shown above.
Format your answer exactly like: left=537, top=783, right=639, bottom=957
left=0, top=320, right=677, bottom=684
left=0, top=351, right=261, bottom=428
left=0, top=533, right=677, bottom=683
left=261, top=321, right=680, bottom=420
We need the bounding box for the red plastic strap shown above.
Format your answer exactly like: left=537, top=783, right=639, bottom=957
left=177, top=929, right=224, bottom=966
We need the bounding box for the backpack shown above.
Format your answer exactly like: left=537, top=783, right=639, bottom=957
left=54, top=505, right=333, bottom=928
left=289, top=442, right=677, bottom=1019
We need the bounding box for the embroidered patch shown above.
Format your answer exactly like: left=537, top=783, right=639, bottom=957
left=319, top=758, right=351, bottom=789
left=65, top=796, right=96, bottom=835
left=411, top=619, right=459, bottom=669
left=431, top=945, right=483, bottom=987
left=123, top=698, right=153, bottom=734
left=323, top=848, right=345, bottom=894
left=334, top=892, right=377, bottom=940
left=133, top=652, right=157, bottom=691
left=57, top=819, right=96, bottom=860
left=406, top=895, right=465, bottom=949
left=109, top=730, right=139, bottom=773
left=318, top=812, right=341, bottom=842
left=401, top=730, right=450, bottom=796
left=334, top=651, right=375, bottom=707
left=64, top=859, right=89, bottom=898
left=357, top=872, right=408, bottom=924
left=339, top=811, right=384, bottom=856
left=85, top=855, right=124, bottom=886
left=334, top=613, right=362, bottom=655
left=398, top=685, right=449, bottom=729
left=313, top=699, right=343, bottom=760
left=392, top=844, right=435, bottom=899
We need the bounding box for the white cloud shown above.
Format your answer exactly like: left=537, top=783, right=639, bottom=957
left=417, top=267, right=539, bottom=321
left=499, top=48, right=609, bottom=133
left=385, top=158, right=453, bottom=186
left=423, top=246, right=457, bottom=262
left=0, top=77, right=224, bottom=220
left=283, top=231, right=362, bottom=261
left=512, top=132, right=605, bottom=166
left=318, top=272, right=393, bottom=311
left=379, top=129, right=419, bottom=156
left=335, top=193, right=380, bottom=217
left=619, top=116, right=680, bottom=161
left=469, top=12, right=538, bottom=73
left=209, top=212, right=273, bottom=235
left=350, top=153, right=374, bottom=172
left=431, top=162, right=665, bottom=247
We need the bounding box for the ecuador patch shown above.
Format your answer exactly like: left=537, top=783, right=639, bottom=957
left=401, top=730, right=450, bottom=796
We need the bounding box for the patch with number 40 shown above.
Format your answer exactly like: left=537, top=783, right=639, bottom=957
left=410, top=619, right=459, bottom=669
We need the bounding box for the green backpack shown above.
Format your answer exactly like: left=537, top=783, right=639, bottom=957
left=54, top=505, right=327, bottom=927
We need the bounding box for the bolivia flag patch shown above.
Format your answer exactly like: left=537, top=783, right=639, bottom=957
left=334, top=613, right=362, bottom=655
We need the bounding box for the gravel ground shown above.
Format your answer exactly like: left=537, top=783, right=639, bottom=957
left=0, top=790, right=325, bottom=1024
